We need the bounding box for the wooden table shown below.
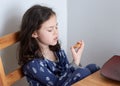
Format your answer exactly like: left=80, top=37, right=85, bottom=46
left=72, top=70, right=120, bottom=86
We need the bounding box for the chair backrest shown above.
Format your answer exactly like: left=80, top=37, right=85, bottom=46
left=0, top=32, right=24, bottom=86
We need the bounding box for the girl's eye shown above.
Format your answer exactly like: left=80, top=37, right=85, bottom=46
left=47, top=26, right=58, bottom=32
left=48, top=29, right=53, bottom=32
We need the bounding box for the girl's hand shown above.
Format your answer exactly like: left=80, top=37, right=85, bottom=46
left=70, top=40, right=85, bottom=66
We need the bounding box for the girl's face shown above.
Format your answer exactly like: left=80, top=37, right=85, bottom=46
left=32, top=15, right=58, bottom=48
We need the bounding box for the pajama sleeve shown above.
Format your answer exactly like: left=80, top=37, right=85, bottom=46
left=23, top=59, right=59, bottom=86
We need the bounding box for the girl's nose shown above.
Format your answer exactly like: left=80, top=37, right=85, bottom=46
left=54, top=27, right=58, bottom=35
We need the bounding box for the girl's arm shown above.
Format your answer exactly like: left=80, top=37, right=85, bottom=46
left=70, top=40, right=85, bottom=66
left=23, top=59, right=59, bottom=86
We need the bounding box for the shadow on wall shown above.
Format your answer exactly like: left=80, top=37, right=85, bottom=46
left=1, top=5, right=28, bottom=86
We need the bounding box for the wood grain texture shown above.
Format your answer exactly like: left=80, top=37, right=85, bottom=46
left=0, top=57, right=7, bottom=86
left=72, top=71, right=120, bottom=86
left=0, top=31, right=19, bottom=50
left=0, top=31, right=24, bottom=86
left=6, top=67, right=23, bottom=86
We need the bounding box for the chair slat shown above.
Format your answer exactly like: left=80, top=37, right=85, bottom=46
left=0, top=31, right=24, bottom=86
left=6, top=67, right=23, bottom=86
left=0, top=57, right=8, bottom=86
left=0, top=32, right=19, bottom=50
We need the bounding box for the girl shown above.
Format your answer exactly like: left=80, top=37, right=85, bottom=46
left=18, top=5, right=99, bottom=86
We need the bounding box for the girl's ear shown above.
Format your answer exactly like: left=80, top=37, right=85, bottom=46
left=32, top=31, right=38, bottom=38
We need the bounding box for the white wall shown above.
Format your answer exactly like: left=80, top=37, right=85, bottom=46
left=0, top=0, right=67, bottom=50
left=68, top=0, right=120, bottom=67
left=0, top=0, right=67, bottom=86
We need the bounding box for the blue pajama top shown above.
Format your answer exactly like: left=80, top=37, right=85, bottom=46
left=23, top=50, right=99, bottom=86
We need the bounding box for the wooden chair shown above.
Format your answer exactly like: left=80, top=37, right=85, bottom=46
left=0, top=32, right=24, bottom=86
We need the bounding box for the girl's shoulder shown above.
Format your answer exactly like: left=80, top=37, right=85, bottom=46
left=56, top=49, right=66, bottom=56
left=56, top=49, right=66, bottom=55
left=22, top=58, right=45, bottom=69
left=55, top=49, right=67, bottom=60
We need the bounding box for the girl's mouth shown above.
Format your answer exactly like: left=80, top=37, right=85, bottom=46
left=54, top=37, right=58, bottom=41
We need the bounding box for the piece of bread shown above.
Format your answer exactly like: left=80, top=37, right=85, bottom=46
left=73, top=42, right=81, bottom=48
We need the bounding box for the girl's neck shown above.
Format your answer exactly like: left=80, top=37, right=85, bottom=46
left=41, top=47, right=51, bottom=55
left=39, top=45, right=57, bottom=62
left=37, top=42, right=57, bottom=62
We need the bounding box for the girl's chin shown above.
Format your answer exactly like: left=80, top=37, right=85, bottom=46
left=50, top=42, right=57, bottom=46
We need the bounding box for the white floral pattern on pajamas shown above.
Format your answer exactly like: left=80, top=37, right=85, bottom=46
left=23, top=50, right=99, bottom=86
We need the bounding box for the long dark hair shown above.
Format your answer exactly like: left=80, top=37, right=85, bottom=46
left=18, top=5, right=61, bottom=66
